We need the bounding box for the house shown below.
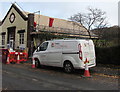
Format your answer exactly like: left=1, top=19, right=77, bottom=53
left=0, top=20, right=2, bottom=47
left=0, top=3, right=96, bottom=55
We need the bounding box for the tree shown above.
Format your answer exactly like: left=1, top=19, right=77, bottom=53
left=69, top=7, right=108, bottom=38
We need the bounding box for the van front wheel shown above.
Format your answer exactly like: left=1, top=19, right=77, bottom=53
left=64, top=62, right=74, bottom=73
left=35, top=59, right=41, bottom=68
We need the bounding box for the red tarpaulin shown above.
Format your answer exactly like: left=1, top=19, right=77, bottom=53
left=49, top=18, right=54, bottom=27
left=34, top=22, right=37, bottom=28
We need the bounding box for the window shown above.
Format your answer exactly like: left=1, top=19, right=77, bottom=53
left=37, top=42, right=48, bottom=51
left=2, top=35, right=5, bottom=45
left=19, top=33, right=24, bottom=44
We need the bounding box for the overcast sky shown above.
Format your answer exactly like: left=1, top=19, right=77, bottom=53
left=0, top=0, right=119, bottom=27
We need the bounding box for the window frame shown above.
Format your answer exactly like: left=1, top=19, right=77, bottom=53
left=19, top=33, right=24, bottom=44
left=2, top=35, right=5, bottom=46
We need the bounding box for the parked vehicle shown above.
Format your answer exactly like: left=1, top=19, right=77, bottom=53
left=32, top=39, right=96, bottom=73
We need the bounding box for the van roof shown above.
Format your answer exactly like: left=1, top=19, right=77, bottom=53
left=46, top=39, right=92, bottom=42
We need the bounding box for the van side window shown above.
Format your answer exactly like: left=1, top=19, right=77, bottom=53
left=39, top=42, right=49, bottom=51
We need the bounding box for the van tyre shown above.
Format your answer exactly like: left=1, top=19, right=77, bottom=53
left=64, top=61, right=74, bottom=73
left=35, top=59, right=41, bottom=68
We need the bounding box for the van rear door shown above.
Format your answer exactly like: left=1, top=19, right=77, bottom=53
left=82, top=40, right=95, bottom=65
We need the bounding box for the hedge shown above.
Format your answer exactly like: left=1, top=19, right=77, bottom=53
left=95, top=46, right=120, bottom=65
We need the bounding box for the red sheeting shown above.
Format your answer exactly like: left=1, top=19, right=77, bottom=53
left=34, top=22, right=37, bottom=28
left=49, top=18, right=54, bottom=27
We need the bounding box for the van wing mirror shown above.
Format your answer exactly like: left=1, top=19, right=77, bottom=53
left=37, top=47, right=40, bottom=52
left=36, top=46, right=44, bottom=51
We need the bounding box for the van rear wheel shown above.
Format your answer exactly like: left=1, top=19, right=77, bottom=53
left=35, top=59, right=41, bottom=68
left=64, top=62, right=74, bottom=73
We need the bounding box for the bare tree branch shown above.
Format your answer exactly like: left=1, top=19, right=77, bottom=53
left=69, top=7, right=108, bottom=38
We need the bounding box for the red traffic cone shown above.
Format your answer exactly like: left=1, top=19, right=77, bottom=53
left=16, top=53, right=20, bottom=64
left=32, top=58, right=35, bottom=68
left=83, top=63, right=91, bottom=77
left=84, top=58, right=89, bottom=64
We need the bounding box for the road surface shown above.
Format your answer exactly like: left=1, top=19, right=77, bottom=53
left=2, top=62, right=119, bottom=90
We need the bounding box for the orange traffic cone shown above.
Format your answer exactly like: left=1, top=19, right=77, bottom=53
left=6, top=54, right=10, bottom=64
left=84, top=58, right=89, bottom=64
left=32, top=58, right=35, bottom=68
left=83, top=63, right=90, bottom=77
left=82, top=58, right=91, bottom=77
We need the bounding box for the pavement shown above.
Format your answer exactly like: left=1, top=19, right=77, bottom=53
left=90, top=64, right=119, bottom=78
left=1, top=62, right=119, bottom=91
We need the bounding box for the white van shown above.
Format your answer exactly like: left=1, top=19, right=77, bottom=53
left=32, top=39, right=96, bottom=73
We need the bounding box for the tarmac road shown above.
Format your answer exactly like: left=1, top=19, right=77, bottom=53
left=2, top=62, right=119, bottom=91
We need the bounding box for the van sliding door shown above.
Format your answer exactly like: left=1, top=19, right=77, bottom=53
left=47, top=42, right=62, bottom=67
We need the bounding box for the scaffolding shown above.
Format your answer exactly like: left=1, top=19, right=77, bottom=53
left=30, top=25, right=97, bottom=38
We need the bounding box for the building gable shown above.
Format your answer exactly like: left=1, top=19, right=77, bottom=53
left=2, top=4, right=28, bottom=24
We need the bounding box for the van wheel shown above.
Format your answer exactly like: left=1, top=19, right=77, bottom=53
left=35, top=59, right=41, bottom=68
left=64, top=61, right=74, bottom=73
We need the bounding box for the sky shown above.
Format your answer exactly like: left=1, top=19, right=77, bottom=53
left=0, top=0, right=119, bottom=27
left=118, top=2, right=120, bottom=27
